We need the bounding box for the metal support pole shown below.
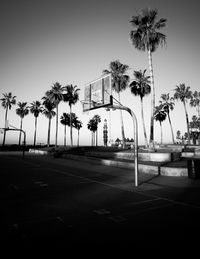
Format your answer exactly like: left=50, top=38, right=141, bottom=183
left=107, top=103, right=138, bottom=187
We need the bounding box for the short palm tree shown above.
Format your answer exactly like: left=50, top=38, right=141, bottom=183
left=130, top=8, right=167, bottom=148
left=190, top=91, right=200, bottom=117
left=29, top=101, right=43, bottom=146
left=174, top=83, right=193, bottom=144
left=176, top=130, right=182, bottom=143
left=16, top=102, right=29, bottom=145
left=87, top=118, right=97, bottom=146
left=60, top=113, right=70, bottom=147
left=103, top=60, right=130, bottom=148
left=42, top=96, right=56, bottom=147
left=45, top=82, right=64, bottom=147
left=0, top=92, right=16, bottom=146
left=189, top=115, right=200, bottom=144
left=159, top=93, right=175, bottom=144
left=63, top=84, right=80, bottom=147
left=154, top=105, right=167, bottom=144
left=74, top=118, right=82, bottom=146
left=92, top=114, right=101, bottom=146
left=129, top=69, right=151, bottom=147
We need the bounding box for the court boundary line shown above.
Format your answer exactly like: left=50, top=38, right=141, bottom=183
left=47, top=167, right=200, bottom=210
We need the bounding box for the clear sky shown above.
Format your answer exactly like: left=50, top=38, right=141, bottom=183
left=0, top=0, right=200, bottom=146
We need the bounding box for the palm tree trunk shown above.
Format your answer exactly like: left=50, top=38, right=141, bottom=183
left=183, top=100, right=191, bottom=144
left=47, top=118, right=51, bottom=147
left=77, top=130, right=80, bottom=146
left=148, top=48, right=155, bottom=149
left=141, top=98, right=148, bottom=147
left=167, top=113, right=175, bottom=144
left=118, top=93, right=126, bottom=148
left=96, top=129, right=98, bottom=146
left=70, top=105, right=73, bottom=147
left=55, top=105, right=58, bottom=147
left=33, top=117, right=37, bottom=146
left=160, top=121, right=163, bottom=144
left=2, top=107, right=8, bottom=146
left=19, top=118, right=23, bottom=145
left=64, top=125, right=66, bottom=147
left=91, top=131, right=95, bottom=146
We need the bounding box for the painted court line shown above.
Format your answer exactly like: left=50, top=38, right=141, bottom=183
left=43, top=167, right=200, bottom=210
left=93, top=209, right=111, bottom=215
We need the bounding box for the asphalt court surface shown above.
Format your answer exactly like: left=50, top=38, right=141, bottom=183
left=1, top=153, right=200, bottom=253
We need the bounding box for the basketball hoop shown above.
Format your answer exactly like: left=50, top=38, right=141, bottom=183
left=82, top=74, right=112, bottom=113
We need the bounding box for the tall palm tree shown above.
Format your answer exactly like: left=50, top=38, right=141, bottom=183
left=63, top=84, right=80, bottom=147
left=103, top=60, right=130, bottom=148
left=159, top=93, right=175, bottom=144
left=16, top=102, right=29, bottom=145
left=129, top=69, right=151, bottom=147
left=190, top=91, right=200, bottom=117
left=154, top=105, right=167, bottom=144
left=45, top=82, right=64, bottom=147
left=174, top=83, right=193, bottom=144
left=92, top=114, right=101, bottom=146
left=130, top=8, right=167, bottom=148
left=29, top=101, right=43, bottom=146
left=0, top=92, right=16, bottom=146
left=74, top=118, right=82, bottom=146
left=42, top=96, right=56, bottom=147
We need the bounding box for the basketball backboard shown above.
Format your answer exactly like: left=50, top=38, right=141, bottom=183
left=82, top=74, right=112, bottom=112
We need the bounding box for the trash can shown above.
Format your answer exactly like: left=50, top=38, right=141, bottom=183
left=187, top=157, right=200, bottom=179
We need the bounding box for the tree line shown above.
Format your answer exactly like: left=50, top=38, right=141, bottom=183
left=1, top=7, right=200, bottom=148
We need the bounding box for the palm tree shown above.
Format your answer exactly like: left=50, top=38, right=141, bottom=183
left=45, top=82, right=64, bottom=147
left=159, top=93, right=175, bottom=144
left=87, top=118, right=97, bottom=146
left=176, top=130, right=182, bottom=144
left=29, top=101, right=43, bottom=146
left=42, top=96, right=56, bottom=147
left=92, top=114, right=101, bottom=146
left=16, top=102, right=29, bottom=145
left=190, top=91, right=200, bottom=117
left=174, top=83, right=193, bottom=144
left=0, top=92, right=16, bottom=146
left=74, top=118, right=82, bottom=146
left=63, top=84, right=80, bottom=147
left=129, top=69, right=151, bottom=147
left=60, top=113, right=69, bottom=147
left=103, top=60, right=130, bottom=148
left=154, top=105, right=167, bottom=144
left=130, top=8, right=167, bottom=148
left=189, top=115, right=200, bottom=145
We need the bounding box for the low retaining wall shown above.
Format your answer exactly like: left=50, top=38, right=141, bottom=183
left=160, top=166, right=187, bottom=177
left=101, top=159, right=159, bottom=175
left=115, top=152, right=180, bottom=162
left=29, top=149, right=48, bottom=155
